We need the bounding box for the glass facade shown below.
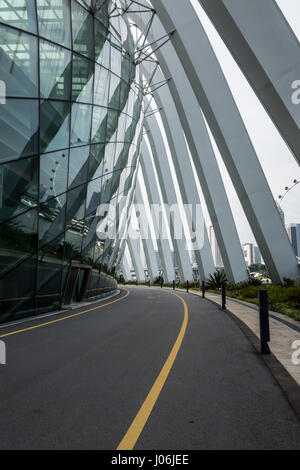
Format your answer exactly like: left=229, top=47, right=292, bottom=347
left=0, top=0, right=143, bottom=322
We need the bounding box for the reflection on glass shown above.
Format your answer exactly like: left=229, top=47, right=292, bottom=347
left=40, top=100, right=70, bottom=153
left=0, top=256, right=36, bottom=321
left=0, top=0, right=138, bottom=319
left=40, top=40, right=71, bottom=100
left=72, top=53, right=94, bottom=103
left=72, top=1, right=93, bottom=59
left=39, top=192, right=66, bottom=248
left=95, top=19, right=109, bottom=66
left=37, top=234, right=64, bottom=312
left=0, top=208, right=37, bottom=276
left=70, top=103, right=92, bottom=146
left=0, top=156, right=39, bottom=222
left=0, top=24, right=38, bottom=98
left=91, top=106, right=107, bottom=143
left=37, top=0, right=71, bottom=48
left=94, top=64, right=109, bottom=106
left=0, top=99, right=39, bottom=163
left=68, top=145, right=90, bottom=188
left=0, top=0, right=37, bottom=33
left=40, top=150, right=69, bottom=201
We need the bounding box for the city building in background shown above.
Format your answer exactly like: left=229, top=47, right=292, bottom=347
left=286, top=224, right=300, bottom=257
left=0, top=0, right=143, bottom=322
left=242, top=243, right=262, bottom=267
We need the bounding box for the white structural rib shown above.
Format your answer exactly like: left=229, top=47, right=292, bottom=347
left=151, top=0, right=300, bottom=283
left=198, top=0, right=300, bottom=166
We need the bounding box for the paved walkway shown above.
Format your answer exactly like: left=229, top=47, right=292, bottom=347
left=0, top=287, right=299, bottom=449
left=203, top=291, right=300, bottom=388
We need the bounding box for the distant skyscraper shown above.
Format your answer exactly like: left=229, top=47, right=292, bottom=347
left=242, top=243, right=262, bottom=266
left=286, top=224, right=300, bottom=257
left=208, top=225, right=223, bottom=268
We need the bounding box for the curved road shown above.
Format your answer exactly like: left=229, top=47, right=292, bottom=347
left=0, top=286, right=299, bottom=450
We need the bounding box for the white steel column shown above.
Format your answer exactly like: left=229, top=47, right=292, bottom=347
left=140, top=141, right=175, bottom=284
left=127, top=235, right=146, bottom=283
left=134, top=180, right=160, bottom=282
left=142, top=63, right=215, bottom=280
left=151, top=0, right=300, bottom=283
left=144, top=116, right=194, bottom=283
left=120, top=252, right=132, bottom=282
left=131, top=10, right=248, bottom=284
left=198, top=0, right=300, bottom=166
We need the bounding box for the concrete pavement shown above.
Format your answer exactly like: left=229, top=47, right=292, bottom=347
left=0, top=286, right=299, bottom=449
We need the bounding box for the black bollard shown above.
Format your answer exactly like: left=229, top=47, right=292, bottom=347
left=160, top=279, right=163, bottom=289
left=186, top=280, right=189, bottom=293
left=202, top=281, right=205, bottom=298
left=221, top=282, right=226, bottom=310
left=259, top=290, right=271, bottom=354
left=173, top=280, right=175, bottom=290
left=149, top=279, right=151, bottom=288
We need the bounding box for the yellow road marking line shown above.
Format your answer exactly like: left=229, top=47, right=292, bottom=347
left=0, top=290, right=130, bottom=339
left=117, top=292, right=188, bottom=450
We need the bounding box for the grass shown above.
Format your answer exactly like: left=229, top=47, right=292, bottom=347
left=201, top=285, right=300, bottom=322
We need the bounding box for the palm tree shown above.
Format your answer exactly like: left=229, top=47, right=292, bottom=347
left=206, top=270, right=227, bottom=289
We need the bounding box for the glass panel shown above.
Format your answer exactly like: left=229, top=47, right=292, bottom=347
left=0, top=256, right=36, bottom=322
left=0, top=208, right=37, bottom=276
left=109, top=73, right=121, bottom=105
left=91, top=106, right=107, bottom=144
left=70, top=103, right=92, bottom=146
left=39, top=192, right=66, bottom=247
left=103, top=142, right=116, bottom=174
left=72, top=53, right=94, bottom=103
left=37, top=235, right=63, bottom=313
left=68, top=145, right=90, bottom=188
left=111, top=44, right=122, bottom=77
left=86, top=178, right=101, bottom=216
left=66, top=184, right=86, bottom=229
left=88, top=143, right=105, bottom=179
left=40, top=149, right=69, bottom=202
left=95, top=19, right=109, bottom=66
left=0, top=155, right=38, bottom=222
left=0, top=0, right=37, bottom=33
left=40, top=40, right=71, bottom=100
left=0, top=24, right=38, bottom=98
left=0, top=98, right=39, bottom=163
left=94, top=64, right=109, bottom=106
left=72, top=1, right=93, bottom=59
left=37, top=0, right=71, bottom=48
left=40, top=100, right=70, bottom=153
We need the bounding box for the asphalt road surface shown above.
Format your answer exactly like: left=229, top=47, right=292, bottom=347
left=0, top=286, right=300, bottom=450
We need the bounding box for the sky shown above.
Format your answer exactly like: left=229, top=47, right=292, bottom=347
left=189, top=0, right=300, bottom=245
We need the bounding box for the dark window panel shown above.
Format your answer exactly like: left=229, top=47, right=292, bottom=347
left=72, top=1, right=94, bottom=60
left=0, top=24, right=38, bottom=98
left=72, top=53, right=94, bottom=103
left=37, top=0, right=71, bottom=48
left=0, top=99, right=39, bottom=163
left=0, top=208, right=38, bottom=277
left=40, top=149, right=69, bottom=202
left=40, top=40, right=71, bottom=101
left=39, top=192, right=67, bottom=248
left=0, top=0, right=37, bottom=34
left=40, top=100, right=70, bottom=154
left=0, top=155, right=39, bottom=223
left=70, top=103, right=92, bottom=147
left=68, top=145, right=90, bottom=189
left=0, top=256, right=37, bottom=322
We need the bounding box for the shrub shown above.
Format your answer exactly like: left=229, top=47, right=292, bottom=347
left=206, top=270, right=227, bottom=289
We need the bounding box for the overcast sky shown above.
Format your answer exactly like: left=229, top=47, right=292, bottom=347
left=190, top=0, right=300, bottom=245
